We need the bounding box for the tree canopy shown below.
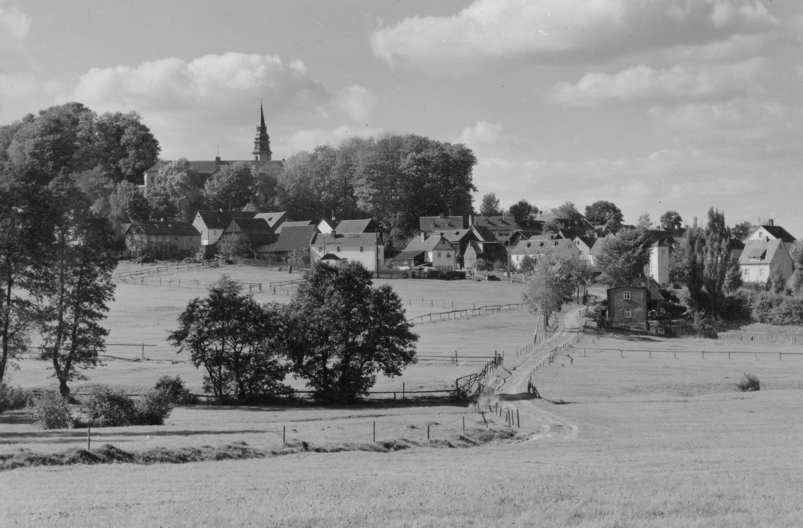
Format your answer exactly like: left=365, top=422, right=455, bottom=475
left=585, top=200, right=623, bottom=233
left=595, top=228, right=650, bottom=286
left=480, top=193, right=502, bottom=216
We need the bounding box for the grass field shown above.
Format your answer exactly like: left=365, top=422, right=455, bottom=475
left=3, top=266, right=803, bottom=526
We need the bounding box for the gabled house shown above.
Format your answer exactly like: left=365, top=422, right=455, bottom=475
left=509, top=236, right=580, bottom=269
left=192, top=210, right=256, bottom=247
left=257, top=224, right=318, bottom=265
left=310, top=232, right=384, bottom=273
left=574, top=237, right=597, bottom=265
left=607, top=286, right=648, bottom=332
left=470, top=215, right=525, bottom=245
left=643, top=230, right=676, bottom=286
left=125, top=221, right=201, bottom=259
left=218, top=217, right=275, bottom=258
left=747, top=220, right=796, bottom=250
left=739, top=239, right=794, bottom=285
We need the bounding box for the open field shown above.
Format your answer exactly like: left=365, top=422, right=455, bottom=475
left=3, top=331, right=803, bottom=526
left=3, top=268, right=803, bottom=526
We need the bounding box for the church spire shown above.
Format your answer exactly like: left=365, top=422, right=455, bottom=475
left=253, top=101, right=272, bottom=162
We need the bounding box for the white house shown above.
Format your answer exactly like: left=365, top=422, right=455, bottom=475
left=310, top=232, right=384, bottom=273
left=509, top=236, right=580, bottom=269
left=739, top=239, right=794, bottom=285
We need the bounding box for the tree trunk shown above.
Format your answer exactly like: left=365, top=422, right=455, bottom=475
left=58, top=377, right=70, bottom=398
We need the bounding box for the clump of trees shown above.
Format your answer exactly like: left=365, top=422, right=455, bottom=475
left=170, top=264, right=418, bottom=404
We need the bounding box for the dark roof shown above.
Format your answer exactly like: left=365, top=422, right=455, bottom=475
left=313, top=232, right=382, bottom=250
left=472, top=215, right=518, bottom=230
left=420, top=216, right=466, bottom=232
left=127, top=222, right=200, bottom=237
left=470, top=225, right=498, bottom=242
left=226, top=218, right=274, bottom=246
left=260, top=225, right=318, bottom=253
left=196, top=210, right=257, bottom=229
left=575, top=236, right=596, bottom=249
left=390, top=250, right=426, bottom=263
left=253, top=211, right=286, bottom=229
left=759, top=225, right=796, bottom=243
left=276, top=220, right=314, bottom=233
left=335, top=218, right=377, bottom=234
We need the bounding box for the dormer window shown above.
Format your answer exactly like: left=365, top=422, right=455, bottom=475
left=623, top=291, right=632, bottom=301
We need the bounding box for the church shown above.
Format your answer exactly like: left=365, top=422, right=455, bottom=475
left=141, top=103, right=284, bottom=187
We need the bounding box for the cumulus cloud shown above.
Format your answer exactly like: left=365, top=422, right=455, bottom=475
left=72, top=53, right=330, bottom=124
left=550, top=58, right=767, bottom=106
left=457, top=121, right=503, bottom=146
left=371, top=0, right=776, bottom=69
left=0, top=2, right=30, bottom=39
left=283, top=124, right=384, bottom=153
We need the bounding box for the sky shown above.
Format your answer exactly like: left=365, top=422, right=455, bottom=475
left=1, top=0, right=802, bottom=234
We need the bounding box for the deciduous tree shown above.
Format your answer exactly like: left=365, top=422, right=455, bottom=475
left=480, top=193, right=502, bottom=216
left=659, top=210, right=683, bottom=232
left=585, top=200, right=623, bottom=233
left=286, top=263, right=417, bottom=402
left=595, top=228, right=650, bottom=286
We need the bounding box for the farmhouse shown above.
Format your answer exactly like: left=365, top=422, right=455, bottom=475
left=739, top=238, right=794, bottom=285
left=747, top=220, right=796, bottom=249
left=257, top=223, right=318, bottom=265
left=310, top=232, right=384, bottom=272
left=192, top=210, right=256, bottom=247
left=470, top=215, right=526, bottom=245
left=218, top=217, right=275, bottom=257
left=607, top=286, right=648, bottom=331
left=509, top=236, right=580, bottom=268
left=124, top=221, right=201, bottom=259
left=335, top=218, right=379, bottom=234
left=419, top=215, right=465, bottom=234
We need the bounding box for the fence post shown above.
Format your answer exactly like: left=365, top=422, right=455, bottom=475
left=282, top=425, right=286, bottom=446
left=619, top=349, right=623, bottom=358
left=402, top=382, right=405, bottom=400
left=141, top=344, right=145, bottom=361
left=462, top=416, right=465, bottom=435
left=373, top=421, right=376, bottom=443
left=427, top=423, right=431, bottom=441
left=516, top=408, right=520, bottom=428
left=87, top=424, right=91, bottom=450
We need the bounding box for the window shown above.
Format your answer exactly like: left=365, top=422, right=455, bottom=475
left=436, top=252, right=441, bottom=258
left=446, top=253, right=451, bottom=258
left=554, top=241, right=559, bottom=246
left=359, top=246, right=364, bottom=252
left=623, top=291, right=632, bottom=301
left=624, top=309, right=633, bottom=319
left=336, top=246, right=341, bottom=252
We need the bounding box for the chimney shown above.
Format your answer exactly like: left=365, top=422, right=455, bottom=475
left=419, top=231, right=425, bottom=242
left=215, top=156, right=222, bottom=163
left=768, top=218, right=774, bottom=226
left=468, top=214, right=474, bottom=227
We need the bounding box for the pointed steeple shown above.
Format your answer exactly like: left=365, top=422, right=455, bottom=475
left=253, top=101, right=272, bottom=162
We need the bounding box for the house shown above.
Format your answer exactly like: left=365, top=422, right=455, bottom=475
left=310, top=232, right=385, bottom=273
left=739, top=239, right=794, bottom=285
left=607, top=286, right=648, bottom=332
left=388, top=250, right=426, bottom=270
left=509, top=236, right=580, bottom=269
left=643, top=231, right=676, bottom=286
left=257, top=224, right=319, bottom=265
left=276, top=220, right=314, bottom=233
left=192, top=210, right=256, bottom=247
left=124, top=221, right=201, bottom=259
left=335, top=218, right=380, bottom=234
left=317, top=219, right=334, bottom=234
left=394, top=233, right=448, bottom=269
left=748, top=220, right=796, bottom=246
left=419, top=215, right=466, bottom=234
left=429, top=236, right=458, bottom=270
left=218, top=217, right=275, bottom=257
left=573, top=237, right=596, bottom=265
left=470, top=215, right=525, bottom=245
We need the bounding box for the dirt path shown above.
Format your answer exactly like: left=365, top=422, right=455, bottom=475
left=492, top=305, right=585, bottom=441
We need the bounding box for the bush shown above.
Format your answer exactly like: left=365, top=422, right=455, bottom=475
left=154, top=376, right=197, bottom=404
left=0, top=384, right=31, bottom=413
left=32, top=392, right=73, bottom=429
left=133, top=389, right=173, bottom=425
left=83, top=385, right=173, bottom=427
left=737, top=373, right=760, bottom=392
left=84, top=386, right=137, bottom=426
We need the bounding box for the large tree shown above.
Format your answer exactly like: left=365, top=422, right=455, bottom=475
left=93, top=112, right=160, bottom=183
left=0, top=178, right=55, bottom=383
left=204, top=162, right=255, bottom=212
left=286, top=263, right=417, bottom=402
left=508, top=199, right=539, bottom=229
left=35, top=175, right=117, bottom=397
left=544, top=202, right=590, bottom=238
left=146, top=159, right=204, bottom=222
left=659, top=210, right=683, bottom=232
left=585, top=200, right=623, bottom=233
left=524, top=259, right=576, bottom=331
left=479, top=193, right=502, bottom=216
left=169, top=276, right=289, bottom=403
left=595, top=228, right=650, bottom=286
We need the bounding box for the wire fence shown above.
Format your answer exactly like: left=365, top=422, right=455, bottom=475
left=408, top=303, right=526, bottom=325
left=566, top=344, right=803, bottom=361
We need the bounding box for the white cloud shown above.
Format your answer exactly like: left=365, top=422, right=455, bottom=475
left=457, top=121, right=503, bottom=146
left=371, top=0, right=776, bottom=69
left=549, top=58, right=766, bottom=106
left=0, top=2, right=30, bottom=40
left=72, top=53, right=329, bottom=124
left=334, top=85, right=377, bottom=123
left=283, top=124, right=384, bottom=153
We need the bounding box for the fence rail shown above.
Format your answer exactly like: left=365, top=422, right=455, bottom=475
left=409, top=303, right=525, bottom=325
left=568, top=344, right=803, bottom=360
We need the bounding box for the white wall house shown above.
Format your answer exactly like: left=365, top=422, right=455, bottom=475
left=509, top=237, right=580, bottom=269
left=739, top=239, right=794, bottom=284
left=310, top=232, right=384, bottom=273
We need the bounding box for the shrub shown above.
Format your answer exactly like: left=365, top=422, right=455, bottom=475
left=0, top=384, right=31, bottom=413
left=83, top=385, right=174, bottom=427
left=751, top=292, right=803, bottom=325
left=737, top=373, right=760, bottom=392
left=133, top=389, right=173, bottom=425
left=32, top=392, right=73, bottom=429
left=84, top=386, right=137, bottom=426
left=153, top=376, right=197, bottom=404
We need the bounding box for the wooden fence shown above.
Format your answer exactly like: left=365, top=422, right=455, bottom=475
left=408, top=303, right=525, bottom=325
left=567, top=344, right=803, bottom=361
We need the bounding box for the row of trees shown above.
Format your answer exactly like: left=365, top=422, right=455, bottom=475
left=169, top=264, right=418, bottom=403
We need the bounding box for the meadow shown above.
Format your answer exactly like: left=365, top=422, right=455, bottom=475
left=2, top=264, right=803, bottom=527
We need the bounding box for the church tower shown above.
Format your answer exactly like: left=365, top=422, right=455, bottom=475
left=252, top=102, right=272, bottom=162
